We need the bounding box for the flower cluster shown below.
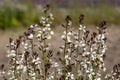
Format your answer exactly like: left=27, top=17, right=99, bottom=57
left=0, top=4, right=54, bottom=80
left=0, top=4, right=119, bottom=80
left=78, top=21, right=107, bottom=80
left=105, top=64, right=120, bottom=80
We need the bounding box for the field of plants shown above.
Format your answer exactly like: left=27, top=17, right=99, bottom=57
left=0, top=4, right=119, bottom=80
left=0, top=1, right=120, bottom=80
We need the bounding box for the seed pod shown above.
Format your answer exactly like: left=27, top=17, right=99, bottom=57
left=79, top=14, right=84, bottom=24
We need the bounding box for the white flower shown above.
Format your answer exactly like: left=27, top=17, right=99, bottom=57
left=50, top=31, right=54, bottom=35
left=10, top=41, right=15, bottom=46
left=23, top=66, right=27, bottom=72
left=0, top=71, right=5, bottom=75
left=38, top=31, right=42, bottom=34
left=49, top=13, right=54, bottom=20
left=80, top=41, right=86, bottom=47
left=46, top=24, right=50, bottom=27
left=30, top=25, right=34, bottom=28
left=71, top=74, right=74, bottom=79
left=48, top=27, right=51, bottom=30
left=67, top=36, right=71, bottom=42
left=74, top=36, right=78, bottom=39
left=10, top=50, right=16, bottom=54
left=68, top=32, right=72, bottom=35
left=68, top=21, right=72, bottom=26
left=47, top=35, right=51, bottom=39
left=63, top=31, right=66, bottom=35
left=103, top=67, right=106, bottom=71
left=86, top=52, right=90, bottom=55
left=101, top=34, right=105, bottom=39
left=61, top=35, right=65, bottom=39
left=49, top=75, right=54, bottom=79
left=67, top=49, right=71, bottom=53
left=36, top=33, right=41, bottom=38
left=96, top=77, right=101, bottom=80
left=32, top=57, right=40, bottom=65
left=65, top=55, right=69, bottom=59
left=28, top=34, right=33, bottom=39
left=52, top=62, right=59, bottom=67
left=7, top=50, right=16, bottom=57
left=79, top=25, right=86, bottom=32
left=41, top=17, right=45, bottom=21
left=17, top=65, right=24, bottom=70
left=66, top=59, right=69, bottom=65
left=58, top=69, right=62, bottom=75
left=24, top=43, right=28, bottom=49
left=66, top=72, right=74, bottom=80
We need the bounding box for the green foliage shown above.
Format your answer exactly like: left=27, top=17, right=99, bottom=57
left=0, top=3, right=40, bottom=30
left=0, top=3, right=119, bottom=30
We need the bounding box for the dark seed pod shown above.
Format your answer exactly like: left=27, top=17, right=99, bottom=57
left=59, top=75, right=65, bottom=80
left=1, top=64, right=4, bottom=70
left=99, top=21, right=107, bottom=29
left=65, top=15, right=72, bottom=25
left=44, top=4, right=50, bottom=14
left=66, top=64, right=72, bottom=72
left=66, top=15, right=71, bottom=22
left=79, top=14, right=84, bottom=24
left=9, top=38, right=13, bottom=43
left=45, top=63, right=51, bottom=69
left=16, top=39, right=21, bottom=48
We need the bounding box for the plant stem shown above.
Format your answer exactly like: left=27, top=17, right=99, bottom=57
left=63, top=25, right=68, bottom=79
left=75, top=30, right=81, bottom=79
left=41, top=35, right=47, bottom=80
left=31, top=39, right=37, bottom=80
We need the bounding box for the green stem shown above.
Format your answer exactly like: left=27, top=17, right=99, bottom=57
left=31, top=39, right=37, bottom=80
left=41, top=35, right=47, bottom=80
left=54, top=68, right=57, bottom=80
left=14, top=48, right=18, bottom=79
left=25, top=58, right=30, bottom=79
left=75, top=30, right=81, bottom=79
left=63, top=26, right=68, bottom=79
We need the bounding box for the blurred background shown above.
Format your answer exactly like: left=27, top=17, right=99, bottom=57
left=0, top=0, right=120, bottom=75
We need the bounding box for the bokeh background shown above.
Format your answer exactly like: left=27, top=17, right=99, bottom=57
left=0, top=0, right=120, bottom=75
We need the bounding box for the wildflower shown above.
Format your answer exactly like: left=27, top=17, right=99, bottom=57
left=50, top=31, right=54, bottom=35
left=7, top=50, right=16, bottom=57
left=46, top=24, right=50, bottom=27
left=49, top=13, right=54, bottom=20
left=52, top=62, right=59, bottom=67
left=61, top=35, right=65, bottom=39
left=27, top=33, right=33, bottom=40
left=79, top=25, right=86, bottom=32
